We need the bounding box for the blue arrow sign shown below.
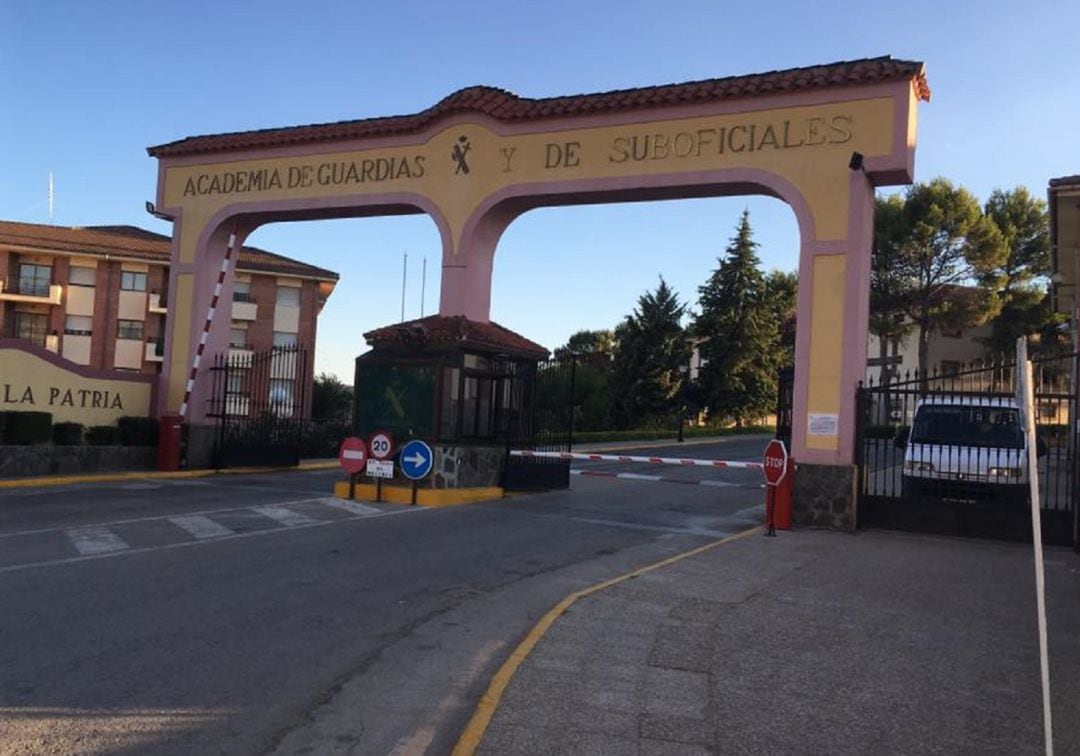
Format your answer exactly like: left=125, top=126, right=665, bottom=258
left=399, top=439, right=433, bottom=481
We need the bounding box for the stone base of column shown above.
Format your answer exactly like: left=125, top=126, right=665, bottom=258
left=792, top=462, right=857, bottom=532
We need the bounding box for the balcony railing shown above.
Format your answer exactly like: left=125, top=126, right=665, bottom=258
left=148, top=292, right=167, bottom=313
left=0, top=279, right=62, bottom=305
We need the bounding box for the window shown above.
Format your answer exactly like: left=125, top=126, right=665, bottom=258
left=911, top=405, right=1023, bottom=449
left=64, top=315, right=93, bottom=336
left=275, top=286, right=300, bottom=307
left=233, top=281, right=252, bottom=302
left=273, top=331, right=297, bottom=348
left=69, top=266, right=96, bottom=287
left=14, top=312, right=47, bottom=345
left=226, top=371, right=248, bottom=396
left=17, top=264, right=51, bottom=296
left=117, top=319, right=144, bottom=340
left=268, top=379, right=295, bottom=416
left=229, top=328, right=247, bottom=348
left=120, top=271, right=148, bottom=291
left=939, top=360, right=963, bottom=377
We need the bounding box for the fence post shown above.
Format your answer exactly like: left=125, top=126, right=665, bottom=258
left=567, top=354, right=577, bottom=452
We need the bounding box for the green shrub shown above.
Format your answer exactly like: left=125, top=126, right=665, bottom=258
left=863, top=424, right=899, bottom=440
left=571, top=425, right=771, bottom=444
left=117, top=416, right=159, bottom=446
left=2, top=411, right=53, bottom=444
left=52, top=422, right=85, bottom=445
left=300, top=419, right=350, bottom=458
left=86, top=425, right=120, bottom=445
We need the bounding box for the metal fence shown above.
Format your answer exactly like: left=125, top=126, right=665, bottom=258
left=776, top=365, right=794, bottom=448
left=856, top=352, right=1078, bottom=546
left=501, top=354, right=578, bottom=490
left=206, top=345, right=310, bottom=468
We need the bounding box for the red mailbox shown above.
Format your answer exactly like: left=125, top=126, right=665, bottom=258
left=156, top=414, right=183, bottom=471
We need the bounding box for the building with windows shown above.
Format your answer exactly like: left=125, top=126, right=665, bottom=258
left=0, top=221, right=337, bottom=416
left=1049, top=175, right=1079, bottom=350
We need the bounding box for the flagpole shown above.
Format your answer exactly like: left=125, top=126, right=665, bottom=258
left=420, top=257, right=427, bottom=317
left=400, top=251, right=408, bottom=322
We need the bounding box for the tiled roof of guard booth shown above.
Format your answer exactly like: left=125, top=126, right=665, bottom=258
left=364, top=315, right=549, bottom=359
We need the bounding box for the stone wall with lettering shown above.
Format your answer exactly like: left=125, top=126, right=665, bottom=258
left=0, top=341, right=154, bottom=426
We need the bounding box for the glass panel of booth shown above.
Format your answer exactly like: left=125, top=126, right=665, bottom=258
left=354, top=360, right=438, bottom=438
left=354, top=354, right=535, bottom=444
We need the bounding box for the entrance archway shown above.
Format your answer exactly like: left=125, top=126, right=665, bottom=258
left=148, top=56, right=930, bottom=526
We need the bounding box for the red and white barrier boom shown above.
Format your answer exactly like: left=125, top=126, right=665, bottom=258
left=508, top=449, right=763, bottom=471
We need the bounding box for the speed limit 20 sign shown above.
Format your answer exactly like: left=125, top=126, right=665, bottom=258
left=368, top=431, right=395, bottom=460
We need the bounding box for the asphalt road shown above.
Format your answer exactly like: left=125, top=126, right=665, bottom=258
left=0, top=437, right=770, bottom=755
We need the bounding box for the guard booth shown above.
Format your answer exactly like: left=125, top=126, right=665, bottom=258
left=354, top=315, right=559, bottom=495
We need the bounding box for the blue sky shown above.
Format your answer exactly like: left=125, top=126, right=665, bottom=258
left=1, top=1, right=1077, bottom=380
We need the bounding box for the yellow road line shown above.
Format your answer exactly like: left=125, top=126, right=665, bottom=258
left=0, top=460, right=338, bottom=489
left=451, top=524, right=762, bottom=755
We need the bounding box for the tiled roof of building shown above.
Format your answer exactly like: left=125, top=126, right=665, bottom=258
left=1049, top=175, right=1080, bottom=188
left=364, top=315, right=549, bottom=359
left=149, top=56, right=929, bottom=158
left=0, top=220, right=338, bottom=280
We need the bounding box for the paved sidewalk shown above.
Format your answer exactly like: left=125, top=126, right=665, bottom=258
left=476, top=529, right=1080, bottom=755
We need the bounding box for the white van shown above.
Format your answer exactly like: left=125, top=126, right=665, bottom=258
left=901, top=396, right=1030, bottom=504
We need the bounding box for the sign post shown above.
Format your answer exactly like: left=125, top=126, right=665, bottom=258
left=367, top=431, right=395, bottom=503
left=339, top=437, right=368, bottom=500
left=762, top=439, right=789, bottom=537
left=399, top=439, right=434, bottom=506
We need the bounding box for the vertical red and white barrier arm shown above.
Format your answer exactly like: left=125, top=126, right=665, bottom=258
left=178, top=227, right=239, bottom=420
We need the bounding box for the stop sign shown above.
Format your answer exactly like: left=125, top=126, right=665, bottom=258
left=339, top=436, right=368, bottom=475
left=762, top=439, right=789, bottom=487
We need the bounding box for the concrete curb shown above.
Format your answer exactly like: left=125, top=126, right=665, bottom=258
left=450, top=524, right=762, bottom=756
left=0, top=459, right=339, bottom=489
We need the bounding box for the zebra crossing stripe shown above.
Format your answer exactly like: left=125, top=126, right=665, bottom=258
left=66, top=526, right=129, bottom=555
left=251, top=505, right=318, bottom=527
left=322, top=498, right=381, bottom=516
left=168, top=515, right=235, bottom=540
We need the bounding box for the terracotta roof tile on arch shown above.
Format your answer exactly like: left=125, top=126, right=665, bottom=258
left=0, top=220, right=338, bottom=281
left=364, top=315, right=549, bottom=359
left=148, top=56, right=929, bottom=158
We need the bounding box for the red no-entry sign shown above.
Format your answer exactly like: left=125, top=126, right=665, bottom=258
left=339, top=436, right=368, bottom=475
left=762, top=439, right=789, bottom=487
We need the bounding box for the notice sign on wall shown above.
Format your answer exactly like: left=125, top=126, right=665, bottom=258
left=808, top=413, right=839, bottom=436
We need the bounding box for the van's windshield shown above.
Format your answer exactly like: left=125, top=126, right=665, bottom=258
left=910, top=405, right=1024, bottom=449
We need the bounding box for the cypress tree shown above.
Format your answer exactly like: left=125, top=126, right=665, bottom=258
left=611, top=278, right=690, bottom=428
left=694, top=210, right=780, bottom=426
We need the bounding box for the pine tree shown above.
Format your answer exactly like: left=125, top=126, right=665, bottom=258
left=693, top=210, right=780, bottom=426
left=870, top=194, right=915, bottom=385
left=979, top=187, right=1055, bottom=357
left=610, top=278, right=690, bottom=428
